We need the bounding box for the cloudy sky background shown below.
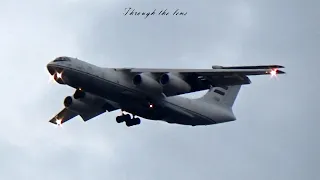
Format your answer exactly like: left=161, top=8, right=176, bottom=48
left=0, top=0, right=319, bottom=179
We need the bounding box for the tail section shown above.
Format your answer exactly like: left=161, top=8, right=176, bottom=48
left=199, top=85, right=241, bottom=107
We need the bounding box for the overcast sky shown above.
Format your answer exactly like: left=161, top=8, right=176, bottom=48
left=0, top=0, right=319, bottom=179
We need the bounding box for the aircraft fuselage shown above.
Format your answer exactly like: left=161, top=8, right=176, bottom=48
left=47, top=57, right=236, bottom=126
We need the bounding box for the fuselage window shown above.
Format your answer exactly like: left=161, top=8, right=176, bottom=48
left=53, top=57, right=70, bottom=62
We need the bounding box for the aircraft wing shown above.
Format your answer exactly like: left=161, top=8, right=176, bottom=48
left=129, top=66, right=285, bottom=76
left=49, top=102, right=118, bottom=125
left=49, top=108, right=78, bottom=125
left=118, top=65, right=285, bottom=96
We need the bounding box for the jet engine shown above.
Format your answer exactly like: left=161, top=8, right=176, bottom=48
left=160, top=73, right=191, bottom=94
left=73, top=90, right=118, bottom=110
left=64, top=96, right=91, bottom=113
left=132, top=73, right=162, bottom=93
left=73, top=89, right=104, bottom=105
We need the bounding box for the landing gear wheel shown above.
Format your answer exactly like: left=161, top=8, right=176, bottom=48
left=116, top=116, right=124, bottom=123
left=133, top=118, right=141, bottom=125
left=116, top=114, right=131, bottom=123
left=125, top=118, right=141, bottom=127
left=125, top=120, right=132, bottom=127
left=123, top=114, right=131, bottom=120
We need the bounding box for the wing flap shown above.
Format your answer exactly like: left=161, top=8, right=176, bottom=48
left=198, top=69, right=286, bottom=76
left=102, top=99, right=120, bottom=112
left=130, top=68, right=285, bottom=76
left=79, top=109, right=106, bottom=121
left=216, top=65, right=285, bottom=69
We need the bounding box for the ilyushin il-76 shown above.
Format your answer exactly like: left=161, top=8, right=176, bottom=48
left=47, top=56, right=285, bottom=127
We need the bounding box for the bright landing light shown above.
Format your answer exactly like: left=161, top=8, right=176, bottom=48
left=268, top=68, right=278, bottom=79
left=56, top=118, right=62, bottom=126
left=48, top=72, right=63, bottom=84
left=56, top=72, right=62, bottom=78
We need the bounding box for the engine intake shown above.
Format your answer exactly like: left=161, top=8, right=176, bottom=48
left=73, top=89, right=85, bottom=99
left=160, top=73, right=169, bottom=84
left=132, top=73, right=162, bottom=94
left=73, top=90, right=118, bottom=111
left=64, top=96, right=91, bottom=113
left=160, top=73, right=191, bottom=94
left=133, top=75, right=142, bottom=85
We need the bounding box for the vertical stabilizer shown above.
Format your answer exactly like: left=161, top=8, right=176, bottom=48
left=199, top=85, right=241, bottom=107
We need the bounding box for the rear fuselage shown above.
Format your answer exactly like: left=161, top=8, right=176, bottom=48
left=47, top=58, right=236, bottom=126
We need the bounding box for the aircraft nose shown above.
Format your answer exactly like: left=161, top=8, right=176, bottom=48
left=47, top=62, right=55, bottom=75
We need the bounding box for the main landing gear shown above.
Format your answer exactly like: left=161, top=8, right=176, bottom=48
left=116, top=113, right=141, bottom=127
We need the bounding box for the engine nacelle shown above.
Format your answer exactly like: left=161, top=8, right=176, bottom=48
left=64, top=96, right=91, bottom=113
left=132, top=73, right=162, bottom=94
left=160, top=73, right=191, bottom=94
left=73, top=90, right=105, bottom=106
left=73, top=90, right=118, bottom=110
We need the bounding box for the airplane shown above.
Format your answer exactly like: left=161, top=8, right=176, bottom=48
left=46, top=56, right=285, bottom=127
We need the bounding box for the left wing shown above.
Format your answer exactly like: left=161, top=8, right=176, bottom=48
left=117, top=65, right=285, bottom=96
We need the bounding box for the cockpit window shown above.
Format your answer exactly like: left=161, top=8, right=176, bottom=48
left=53, top=57, right=70, bottom=62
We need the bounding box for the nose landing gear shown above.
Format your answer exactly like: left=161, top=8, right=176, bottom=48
left=116, top=112, right=141, bottom=127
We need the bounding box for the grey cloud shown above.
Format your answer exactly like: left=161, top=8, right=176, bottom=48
left=0, top=0, right=319, bottom=180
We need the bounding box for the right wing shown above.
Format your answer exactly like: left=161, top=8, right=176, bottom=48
left=49, top=93, right=120, bottom=125
left=49, top=107, right=116, bottom=125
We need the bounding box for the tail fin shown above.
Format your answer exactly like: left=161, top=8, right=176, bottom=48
left=199, top=85, right=241, bottom=107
